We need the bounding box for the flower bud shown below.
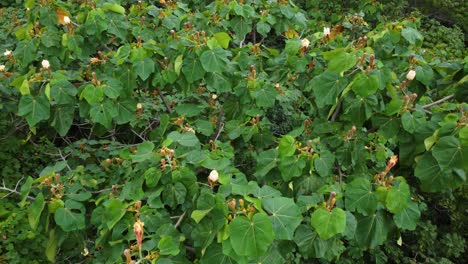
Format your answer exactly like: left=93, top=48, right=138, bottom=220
left=63, top=16, right=71, bottom=25
left=211, top=94, right=217, bottom=100
left=136, top=103, right=143, bottom=110
left=301, top=38, right=310, bottom=49
left=208, top=169, right=219, bottom=183
left=323, top=27, right=331, bottom=36
left=3, top=50, right=12, bottom=56
left=41, top=59, right=50, bottom=69
left=406, top=70, right=416, bottom=81
left=0, top=65, right=5, bottom=72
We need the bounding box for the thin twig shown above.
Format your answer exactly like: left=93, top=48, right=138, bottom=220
left=58, top=149, right=72, bottom=172
left=330, top=98, right=343, bottom=122
left=421, top=94, right=454, bottom=109
left=174, top=212, right=186, bottom=228
left=337, top=166, right=345, bottom=188
left=212, top=108, right=225, bottom=141
left=0, top=177, right=34, bottom=200
left=159, top=91, right=172, bottom=113
left=131, top=129, right=146, bottom=141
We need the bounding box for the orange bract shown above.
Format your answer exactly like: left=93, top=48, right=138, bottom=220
left=56, top=9, right=69, bottom=25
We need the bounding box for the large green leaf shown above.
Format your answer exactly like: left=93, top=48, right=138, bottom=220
left=28, top=193, right=45, bottom=230
left=50, top=78, right=77, bottom=105
left=414, top=152, right=465, bottom=192
left=393, top=201, right=420, bottom=230
left=354, top=211, right=392, bottom=248
left=278, top=156, right=306, bottom=181
left=200, top=48, right=229, bottom=73
left=345, top=178, right=378, bottom=216
left=309, top=72, right=348, bottom=108
left=18, top=94, right=50, bottom=127
left=326, top=51, right=357, bottom=74
left=401, top=110, right=426, bottom=133
left=311, top=207, right=346, bottom=240
left=231, top=16, right=252, bottom=40
left=54, top=200, right=86, bottom=232
left=182, top=55, right=206, bottom=83
left=229, top=213, right=274, bottom=257
left=314, top=150, right=335, bottom=177
left=385, top=180, right=410, bottom=214
left=133, top=57, right=155, bottom=81
left=294, top=225, right=331, bottom=259
left=104, top=199, right=126, bottom=230
left=168, top=131, right=199, bottom=147
left=51, top=105, right=75, bottom=136
left=81, top=84, right=104, bottom=104
left=351, top=73, right=380, bottom=97
left=278, top=135, right=296, bottom=157
left=263, top=197, right=303, bottom=240
left=158, top=236, right=180, bottom=256
left=89, top=101, right=118, bottom=129
left=432, top=136, right=467, bottom=171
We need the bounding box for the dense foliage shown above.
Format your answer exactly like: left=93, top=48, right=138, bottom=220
left=0, top=0, right=466, bottom=263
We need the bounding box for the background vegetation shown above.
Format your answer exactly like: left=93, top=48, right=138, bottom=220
left=0, top=0, right=466, bottom=263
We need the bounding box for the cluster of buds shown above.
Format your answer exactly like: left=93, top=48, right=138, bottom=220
left=326, top=192, right=337, bottom=211
left=247, top=64, right=257, bottom=81
left=174, top=116, right=185, bottom=127
left=91, top=72, right=101, bottom=86
left=226, top=198, right=256, bottom=220
left=349, top=13, right=365, bottom=26
left=90, top=50, right=107, bottom=65
left=356, top=35, right=368, bottom=48
left=42, top=173, right=64, bottom=199
left=136, top=103, right=143, bottom=118
left=274, top=83, right=284, bottom=95
left=210, top=12, right=222, bottom=25
left=401, top=93, right=418, bottom=112
left=298, top=140, right=315, bottom=157
left=249, top=114, right=261, bottom=126
left=374, top=155, right=398, bottom=186
left=208, top=93, right=217, bottom=106
left=184, top=123, right=196, bottom=134
left=343, top=125, right=357, bottom=141
left=250, top=43, right=261, bottom=55
left=304, top=119, right=312, bottom=135
left=4, top=50, right=14, bottom=64
left=207, top=169, right=219, bottom=188
left=160, top=146, right=176, bottom=170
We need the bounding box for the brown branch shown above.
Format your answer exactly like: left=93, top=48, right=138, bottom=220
left=1, top=177, right=34, bottom=201
left=174, top=212, right=186, bottom=228
left=421, top=94, right=454, bottom=109
left=330, top=98, right=343, bottom=122
left=159, top=91, right=172, bottom=113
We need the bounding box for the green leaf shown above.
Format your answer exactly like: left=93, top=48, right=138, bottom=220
left=311, top=207, right=346, bottom=240
left=144, top=167, right=161, bottom=188
left=354, top=211, right=392, bottom=248
left=28, top=193, right=45, bottom=230
left=414, top=152, right=465, bottom=192
left=51, top=105, right=75, bottom=136
left=158, top=236, right=180, bottom=256
left=133, top=57, right=155, bottom=81
left=131, top=141, right=155, bottom=163
left=213, top=32, right=231, bottom=49
left=294, top=225, right=331, bottom=259
left=401, top=28, right=423, bottom=45
left=115, top=98, right=137, bottom=124
left=385, top=180, right=410, bottom=213
left=345, top=178, right=378, bottom=216
left=89, top=101, right=117, bottom=129
left=263, top=197, right=303, bottom=240
left=415, top=64, right=434, bottom=86
left=168, top=131, right=199, bottom=147
left=81, top=84, right=104, bottom=104
left=105, top=199, right=126, bottom=230
left=278, top=156, right=306, bottom=181
left=254, top=149, right=278, bottom=178
left=351, top=73, right=380, bottom=97
left=191, top=209, right=213, bottom=224
left=54, top=200, right=85, bottom=232
left=14, top=40, right=36, bottom=67
left=107, top=13, right=129, bottom=40
left=401, top=110, right=426, bottom=133
left=278, top=135, right=296, bottom=157
left=102, top=3, right=125, bottom=14
left=432, top=136, right=467, bottom=171
left=50, top=78, right=77, bottom=105
left=200, top=48, right=229, bottom=73
left=314, top=150, right=335, bottom=177
left=182, top=55, right=205, bottom=83
left=18, top=94, right=50, bottom=127
left=309, top=72, right=348, bottom=108
left=327, top=51, right=357, bottom=74
left=229, top=213, right=274, bottom=257
left=393, top=201, right=420, bottom=230
left=19, top=176, right=34, bottom=207
left=174, top=55, right=183, bottom=76
left=45, top=229, right=59, bottom=262
left=257, top=21, right=271, bottom=37
left=231, top=16, right=252, bottom=40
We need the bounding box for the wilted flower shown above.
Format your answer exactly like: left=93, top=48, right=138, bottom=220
left=4, top=50, right=12, bottom=56
left=406, top=70, right=416, bottom=81
left=0, top=65, right=5, bottom=72
left=301, top=38, right=310, bottom=49
left=63, top=16, right=71, bottom=25
left=323, top=27, right=331, bottom=36
left=208, top=169, right=219, bottom=183
left=41, top=59, right=50, bottom=69
left=133, top=218, right=144, bottom=247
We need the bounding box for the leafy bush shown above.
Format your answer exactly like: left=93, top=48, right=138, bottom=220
left=0, top=0, right=466, bottom=263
